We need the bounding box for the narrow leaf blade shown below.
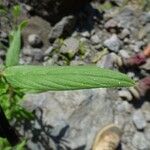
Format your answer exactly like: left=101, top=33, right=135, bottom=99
left=5, top=28, right=21, bottom=67
left=4, top=65, right=135, bottom=92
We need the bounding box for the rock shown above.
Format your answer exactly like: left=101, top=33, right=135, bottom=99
left=139, top=12, right=150, bottom=25
left=132, top=132, right=149, bottom=150
left=22, top=47, right=44, bottom=63
left=22, top=89, right=114, bottom=150
left=138, top=23, right=150, bottom=40
left=119, top=28, right=130, bottom=39
left=22, top=46, right=33, bottom=56
left=104, top=19, right=118, bottom=30
left=115, top=100, right=132, bottom=113
left=60, top=37, right=79, bottom=58
left=104, top=34, right=122, bottom=52
left=141, top=102, right=150, bottom=122
left=70, top=60, right=86, bottom=65
left=65, top=89, right=114, bottom=150
left=28, top=34, right=43, bottom=48
left=145, top=125, right=150, bottom=141
left=114, top=7, right=139, bottom=29
left=140, top=59, right=150, bottom=71
left=32, top=49, right=44, bottom=62
left=91, top=34, right=100, bottom=45
left=118, top=49, right=130, bottom=58
left=23, top=0, right=90, bottom=23
left=22, top=16, right=51, bottom=50
left=132, top=110, right=147, bottom=130
left=0, top=50, right=6, bottom=59
left=80, top=31, right=90, bottom=38
left=96, top=53, right=116, bottom=68
left=118, top=90, right=133, bottom=101
left=49, top=15, right=76, bottom=42
left=44, top=46, right=53, bottom=56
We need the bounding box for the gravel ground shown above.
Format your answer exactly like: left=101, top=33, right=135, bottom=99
left=0, top=0, right=150, bottom=150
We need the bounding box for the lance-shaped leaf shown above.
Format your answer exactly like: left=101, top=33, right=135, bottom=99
left=3, top=65, right=135, bottom=92
left=5, top=20, right=28, bottom=67
left=5, top=27, right=21, bottom=67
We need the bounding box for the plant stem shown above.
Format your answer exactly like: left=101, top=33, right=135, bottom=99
left=0, top=104, right=20, bottom=146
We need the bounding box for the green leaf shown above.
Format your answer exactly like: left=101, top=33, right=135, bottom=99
left=5, top=27, right=21, bottom=67
left=12, top=5, right=21, bottom=18
left=19, top=20, right=28, bottom=31
left=4, top=65, right=135, bottom=92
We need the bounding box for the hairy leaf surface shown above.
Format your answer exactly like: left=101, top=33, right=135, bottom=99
left=4, top=65, right=135, bottom=92
left=5, top=20, right=28, bottom=67
left=5, top=27, right=21, bottom=67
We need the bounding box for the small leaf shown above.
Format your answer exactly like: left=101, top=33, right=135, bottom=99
left=4, top=65, right=135, bottom=92
left=12, top=5, right=21, bottom=18
left=5, top=27, right=21, bottom=67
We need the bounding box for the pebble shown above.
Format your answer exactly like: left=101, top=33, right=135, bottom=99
left=119, top=28, right=130, bottom=39
left=91, top=34, right=100, bottom=44
left=118, top=49, right=130, bottom=58
left=44, top=46, right=53, bottom=56
left=140, top=59, right=150, bottom=71
left=28, top=34, right=43, bottom=48
left=104, top=19, right=118, bottom=30
left=33, top=48, right=44, bottom=62
left=104, top=34, right=122, bottom=52
left=132, top=110, right=147, bottom=130
left=141, top=102, right=150, bottom=122
left=118, top=90, right=133, bottom=101
left=80, top=31, right=90, bottom=38
left=144, top=125, right=150, bottom=141
left=115, top=100, right=132, bottom=113
left=49, top=15, right=76, bottom=42
left=60, top=37, right=79, bottom=58
left=132, top=132, right=149, bottom=150
left=0, top=50, right=6, bottom=59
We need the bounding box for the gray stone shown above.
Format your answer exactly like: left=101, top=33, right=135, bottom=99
left=140, top=59, right=150, bottom=71
left=132, top=110, right=147, bottom=130
left=22, top=16, right=51, bottom=50
left=141, top=102, right=150, bottom=122
left=60, top=37, right=79, bottom=58
left=28, top=34, right=43, bottom=48
left=104, top=34, right=122, bottom=52
left=91, top=34, right=100, bottom=44
left=32, top=49, right=44, bottom=62
left=27, top=140, right=45, bottom=150
left=96, top=53, right=116, bottom=69
left=132, top=132, right=149, bottom=150
left=49, top=15, right=76, bottom=42
left=65, top=89, right=114, bottom=149
left=104, top=19, right=118, bottom=30
left=115, top=100, right=132, bottom=113
left=22, top=89, right=114, bottom=150
left=114, top=7, right=139, bottom=29
left=44, top=46, right=53, bottom=56
left=138, top=23, right=150, bottom=40
left=144, top=125, right=150, bottom=141
left=80, top=31, right=90, bottom=38
left=0, top=50, right=6, bottom=58
left=139, top=12, right=150, bottom=25
left=119, top=49, right=130, bottom=58
left=23, top=46, right=44, bottom=63
left=120, top=28, right=130, bottom=39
